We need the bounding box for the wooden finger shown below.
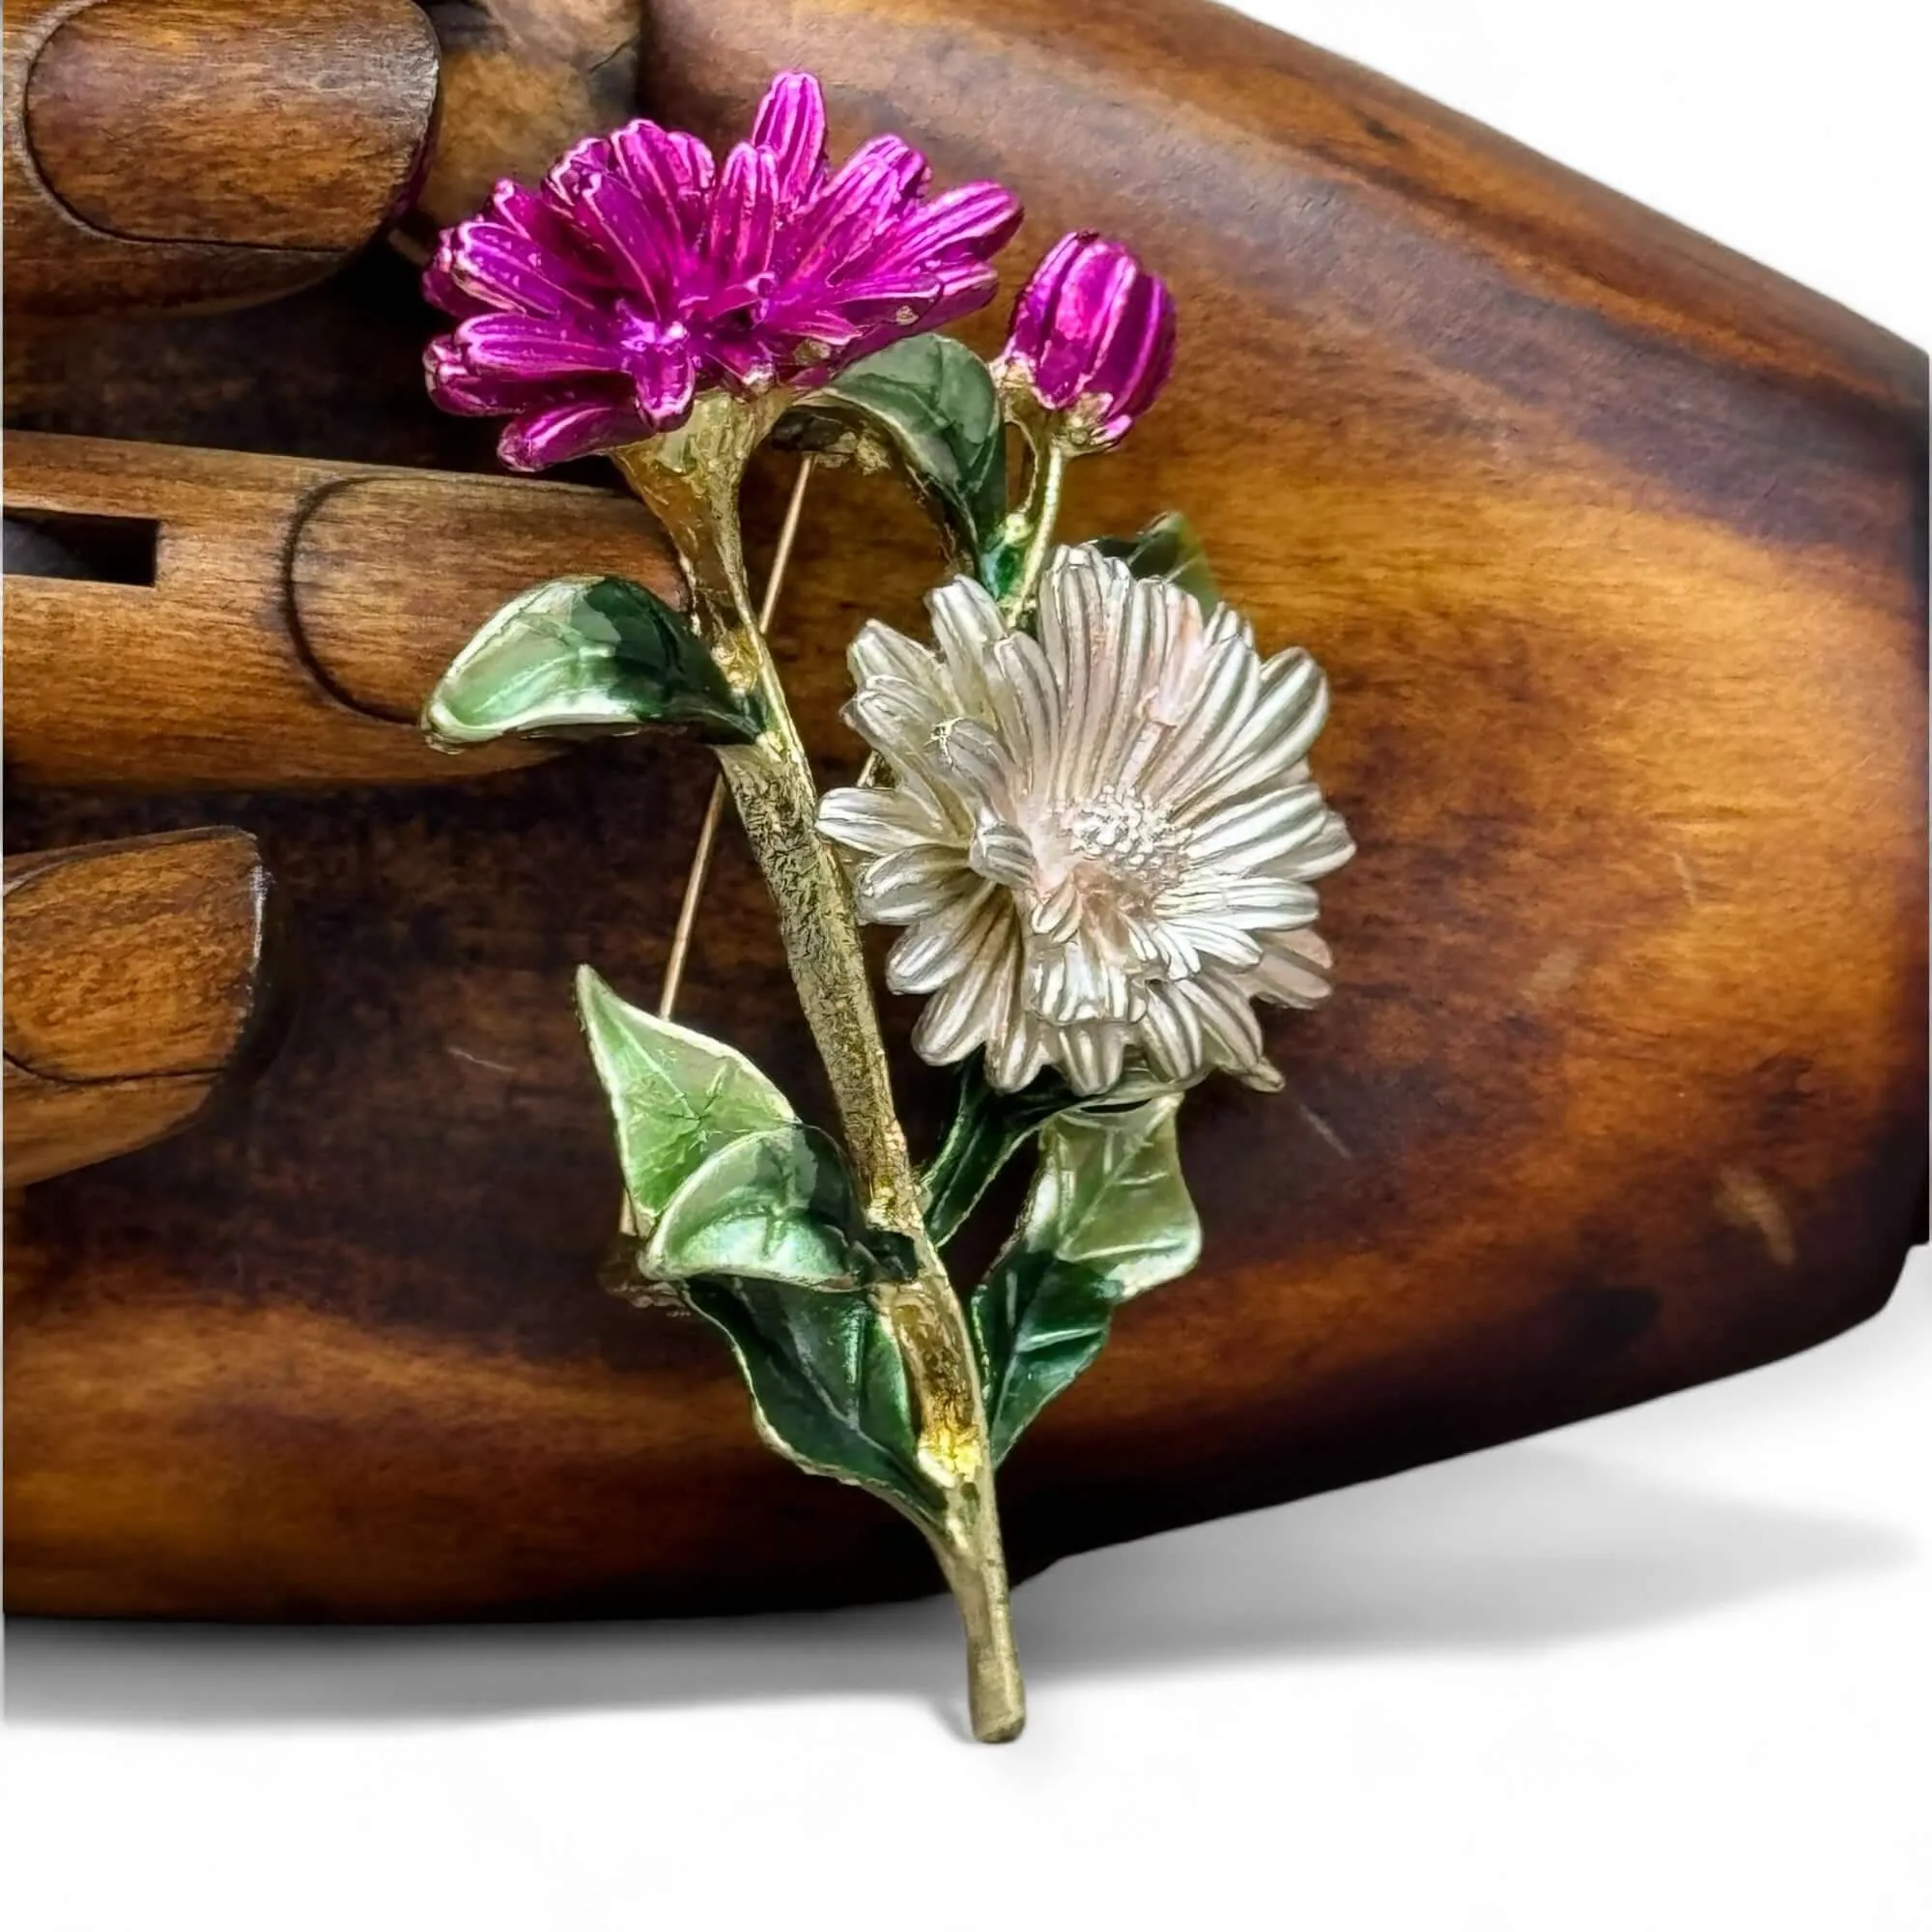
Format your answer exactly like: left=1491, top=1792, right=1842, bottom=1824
left=4, top=831, right=281, bottom=1186
left=5, top=0, right=440, bottom=319
left=3, top=432, right=683, bottom=789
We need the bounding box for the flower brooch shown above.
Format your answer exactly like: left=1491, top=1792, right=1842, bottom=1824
left=419, top=71, right=1352, bottom=1742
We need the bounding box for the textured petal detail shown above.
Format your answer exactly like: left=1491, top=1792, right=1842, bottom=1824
left=1056, top=1022, right=1127, bottom=1096
left=749, top=71, right=827, bottom=210
left=705, top=142, right=781, bottom=289
left=1176, top=973, right=1269, bottom=1078
left=1275, top=810, right=1356, bottom=882
left=932, top=718, right=1015, bottom=817
left=455, top=314, right=629, bottom=380
left=629, top=330, right=696, bottom=427
left=873, top=180, right=1022, bottom=270
left=423, top=242, right=493, bottom=320
left=845, top=677, right=951, bottom=783
left=1162, top=917, right=1264, bottom=970
left=856, top=845, right=969, bottom=923
left=1137, top=982, right=1206, bottom=1085
left=886, top=885, right=1000, bottom=995
left=782, top=134, right=929, bottom=281
left=610, top=122, right=714, bottom=244
left=575, top=172, right=681, bottom=315
left=926, top=577, right=1005, bottom=711
left=488, top=180, right=606, bottom=266
left=910, top=912, right=1012, bottom=1065
left=969, top=821, right=1035, bottom=890
left=497, top=399, right=652, bottom=471
left=444, top=221, right=602, bottom=321
left=817, top=784, right=952, bottom=858
left=987, top=1003, right=1048, bottom=1093
left=1242, top=928, right=1335, bottom=1009
left=849, top=619, right=952, bottom=707
left=424, top=337, right=526, bottom=415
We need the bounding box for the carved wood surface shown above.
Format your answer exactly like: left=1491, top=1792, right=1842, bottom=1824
left=4, top=831, right=281, bottom=1185
left=5, top=433, right=680, bottom=786
left=4, top=0, right=440, bottom=317
left=4, top=0, right=1924, bottom=1618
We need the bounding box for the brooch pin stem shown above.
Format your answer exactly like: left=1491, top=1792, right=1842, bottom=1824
left=613, top=408, right=1025, bottom=1741
left=657, top=454, right=816, bottom=1024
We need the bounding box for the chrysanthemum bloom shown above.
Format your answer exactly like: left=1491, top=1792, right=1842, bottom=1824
left=423, top=71, right=1023, bottom=470
left=992, top=232, right=1176, bottom=450
left=818, top=547, right=1352, bottom=1094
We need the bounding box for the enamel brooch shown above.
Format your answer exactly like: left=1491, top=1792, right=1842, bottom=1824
left=418, top=71, right=1352, bottom=1741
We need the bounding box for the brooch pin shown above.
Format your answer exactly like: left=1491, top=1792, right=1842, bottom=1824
left=418, top=71, right=1352, bottom=1742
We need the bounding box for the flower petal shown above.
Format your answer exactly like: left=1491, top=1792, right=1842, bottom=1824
left=1242, top=928, right=1334, bottom=1008
left=610, top=120, right=715, bottom=246
left=817, top=783, right=952, bottom=858
left=926, top=577, right=1004, bottom=719
left=1274, top=810, right=1355, bottom=882
left=1175, top=974, right=1271, bottom=1082
left=1056, top=1022, right=1126, bottom=1096
left=849, top=619, right=950, bottom=706
left=1187, top=785, right=1331, bottom=868
left=885, top=883, right=998, bottom=995
left=780, top=133, right=928, bottom=283
left=911, top=911, right=1012, bottom=1065
left=1137, top=983, right=1206, bottom=1086
left=857, top=844, right=971, bottom=923
left=456, top=313, right=629, bottom=381
left=575, top=172, right=682, bottom=315
left=497, top=398, right=652, bottom=471
left=423, top=242, right=492, bottom=320
left=423, top=337, right=526, bottom=415
left=706, top=141, right=781, bottom=288
left=1002, top=230, right=1088, bottom=371
left=873, top=180, right=1022, bottom=270
left=750, top=71, right=827, bottom=210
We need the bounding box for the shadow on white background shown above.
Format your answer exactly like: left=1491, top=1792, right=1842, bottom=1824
left=8, top=1439, right=1907, bottom=1733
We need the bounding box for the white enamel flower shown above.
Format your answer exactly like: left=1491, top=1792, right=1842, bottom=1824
left=817, top=544, right=1352, bottom=1095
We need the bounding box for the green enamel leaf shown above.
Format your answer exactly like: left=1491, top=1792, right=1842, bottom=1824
left=777, top=335, right=1007, bottom=573
left=423, top=576, right=760, bottom=750
left=647, top=1123, right=918, bottom=1291
left=921, top=1059, right=1079, bottom=1249
left=685, top=1275, right=941, bottom=1529
left=1094, top=513, right=1220, bottom=614
left=971, top=1095, right=1201, bottom=1463
left=575, top=967, right=797, bottom=1232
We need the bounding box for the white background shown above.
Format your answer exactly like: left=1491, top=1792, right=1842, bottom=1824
left=5, top=4, right=1927, bottom=1926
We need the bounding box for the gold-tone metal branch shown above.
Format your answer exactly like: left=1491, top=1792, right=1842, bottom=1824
left=613, top=403, right=1024, bottom=1742
left=657, top=455, right=815, bottom=1021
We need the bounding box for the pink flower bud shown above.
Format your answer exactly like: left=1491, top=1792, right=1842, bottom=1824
left=997, top=232, right=1176, bottom=448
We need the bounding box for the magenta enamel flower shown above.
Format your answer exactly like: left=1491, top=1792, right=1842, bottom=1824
left=423, top=71, right=1021, bottom=470
left=994, top=229, right=1177, bottom=449
left=417, top=76, right=1350, bottom=1745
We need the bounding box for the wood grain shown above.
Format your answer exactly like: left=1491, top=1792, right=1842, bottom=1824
left=4, top=831, right=280, bottom=1185
left=4, top=433, right=682, bottom=787
left=4, top=0, right=440, bottom=317
left=408, top=0, right=640, bottom=242
left=4, top=0, right=1924, bottom=1619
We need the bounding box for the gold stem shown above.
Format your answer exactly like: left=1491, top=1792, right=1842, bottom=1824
left=658, top=455, right=815, bottom=1021
left=611, top=400, right=1024, bottom=1742
left=1001, top=436, right=1068, bottom=624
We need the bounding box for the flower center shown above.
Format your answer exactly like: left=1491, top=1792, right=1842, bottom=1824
left=1059, top=784, right=1187, bottom=895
